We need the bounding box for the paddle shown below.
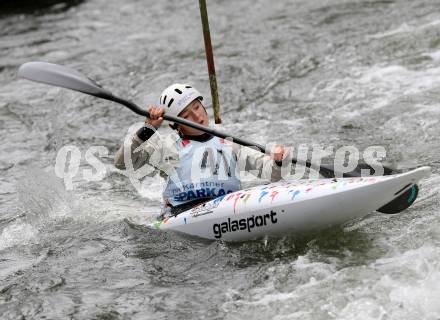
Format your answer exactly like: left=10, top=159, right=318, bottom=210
left=17, top=61, right=415, bottom=213
left=17, top=62, right=391, bottom=177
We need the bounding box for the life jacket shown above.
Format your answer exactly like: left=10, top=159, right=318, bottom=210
left=162, top=135, right=241, bottom=208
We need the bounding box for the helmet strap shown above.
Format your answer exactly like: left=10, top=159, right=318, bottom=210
left=170, top=123, right=185, bottom=138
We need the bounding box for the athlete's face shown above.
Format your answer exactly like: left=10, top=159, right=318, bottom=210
left=177, top=99, right=209, bottom=136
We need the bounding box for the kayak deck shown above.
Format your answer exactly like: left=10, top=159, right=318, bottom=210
left=152, top=167, right=430, bottom=241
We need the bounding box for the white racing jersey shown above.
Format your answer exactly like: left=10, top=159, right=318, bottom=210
left=162, top=136, right=241, bottom=206
left=114, top=126, right=284, bottom=209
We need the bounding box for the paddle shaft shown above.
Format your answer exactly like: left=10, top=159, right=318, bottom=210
left=96, top=93, right=341, bottom=176
left=17, top=61, right=385, bottom=178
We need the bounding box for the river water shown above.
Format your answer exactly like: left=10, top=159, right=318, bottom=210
left=1, top=0, right=439, bottom=319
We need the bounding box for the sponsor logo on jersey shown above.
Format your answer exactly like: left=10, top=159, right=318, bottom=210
left=173, top=188, right=233, bottom=202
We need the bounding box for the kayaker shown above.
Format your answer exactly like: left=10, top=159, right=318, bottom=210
left=114, top=83, right=290, bottom=217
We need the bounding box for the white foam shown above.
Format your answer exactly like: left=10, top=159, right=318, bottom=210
left=369, top=22, right=414, bottom=39
left=310, top=63, right=440, bottom=119
left=338, top=299, right=387, bottom=320
left=220, top=236, right=440, bottom=319
left=369, top=19, right=440, bottom=39
left=389, top=271, right=440, bottom=318
left=374, top=246, right=440, bottom=319
left=425, top=50, right=440, bottom=61
left=0, top=223, right=39, bottom=250
left=358, top=64, right=440, bottom=98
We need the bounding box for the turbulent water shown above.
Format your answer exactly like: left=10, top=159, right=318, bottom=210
left=1, top=0, right=439, bottom=319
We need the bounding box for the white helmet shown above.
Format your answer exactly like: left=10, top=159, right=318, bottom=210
left=158, top=83, right=203, bottom=117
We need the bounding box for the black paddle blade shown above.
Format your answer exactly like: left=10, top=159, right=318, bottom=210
left=343, top=162, right=395, bottom=177
left=319, top=162, right=395, bottom=178
left=377, top=184, right=419, bottom=214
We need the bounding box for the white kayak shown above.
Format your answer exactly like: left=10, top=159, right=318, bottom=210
left=151, top=167, right=430, bottom=241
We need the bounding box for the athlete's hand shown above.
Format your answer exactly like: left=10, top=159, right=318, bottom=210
left=146, top=105, right=166, bottom=129
left=270, top=144, right=291, bottom=162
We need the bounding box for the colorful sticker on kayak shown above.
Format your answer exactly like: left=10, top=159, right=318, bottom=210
left=288, top=190, right=300, bottom=200
left=229, top=193, right=252, bottom=214
left=201, top=175, right=389, bottom=212
left=258, top=191, right=269, bottom=203
left=190, top=208, right=213, bottom=218
left=269, top=191, right=279, bottom=202
left=240, top=193, right=251, bottom=203
left=190, top=196, right=224, bottom=218
left=233, top=192, right=242, bottom=213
